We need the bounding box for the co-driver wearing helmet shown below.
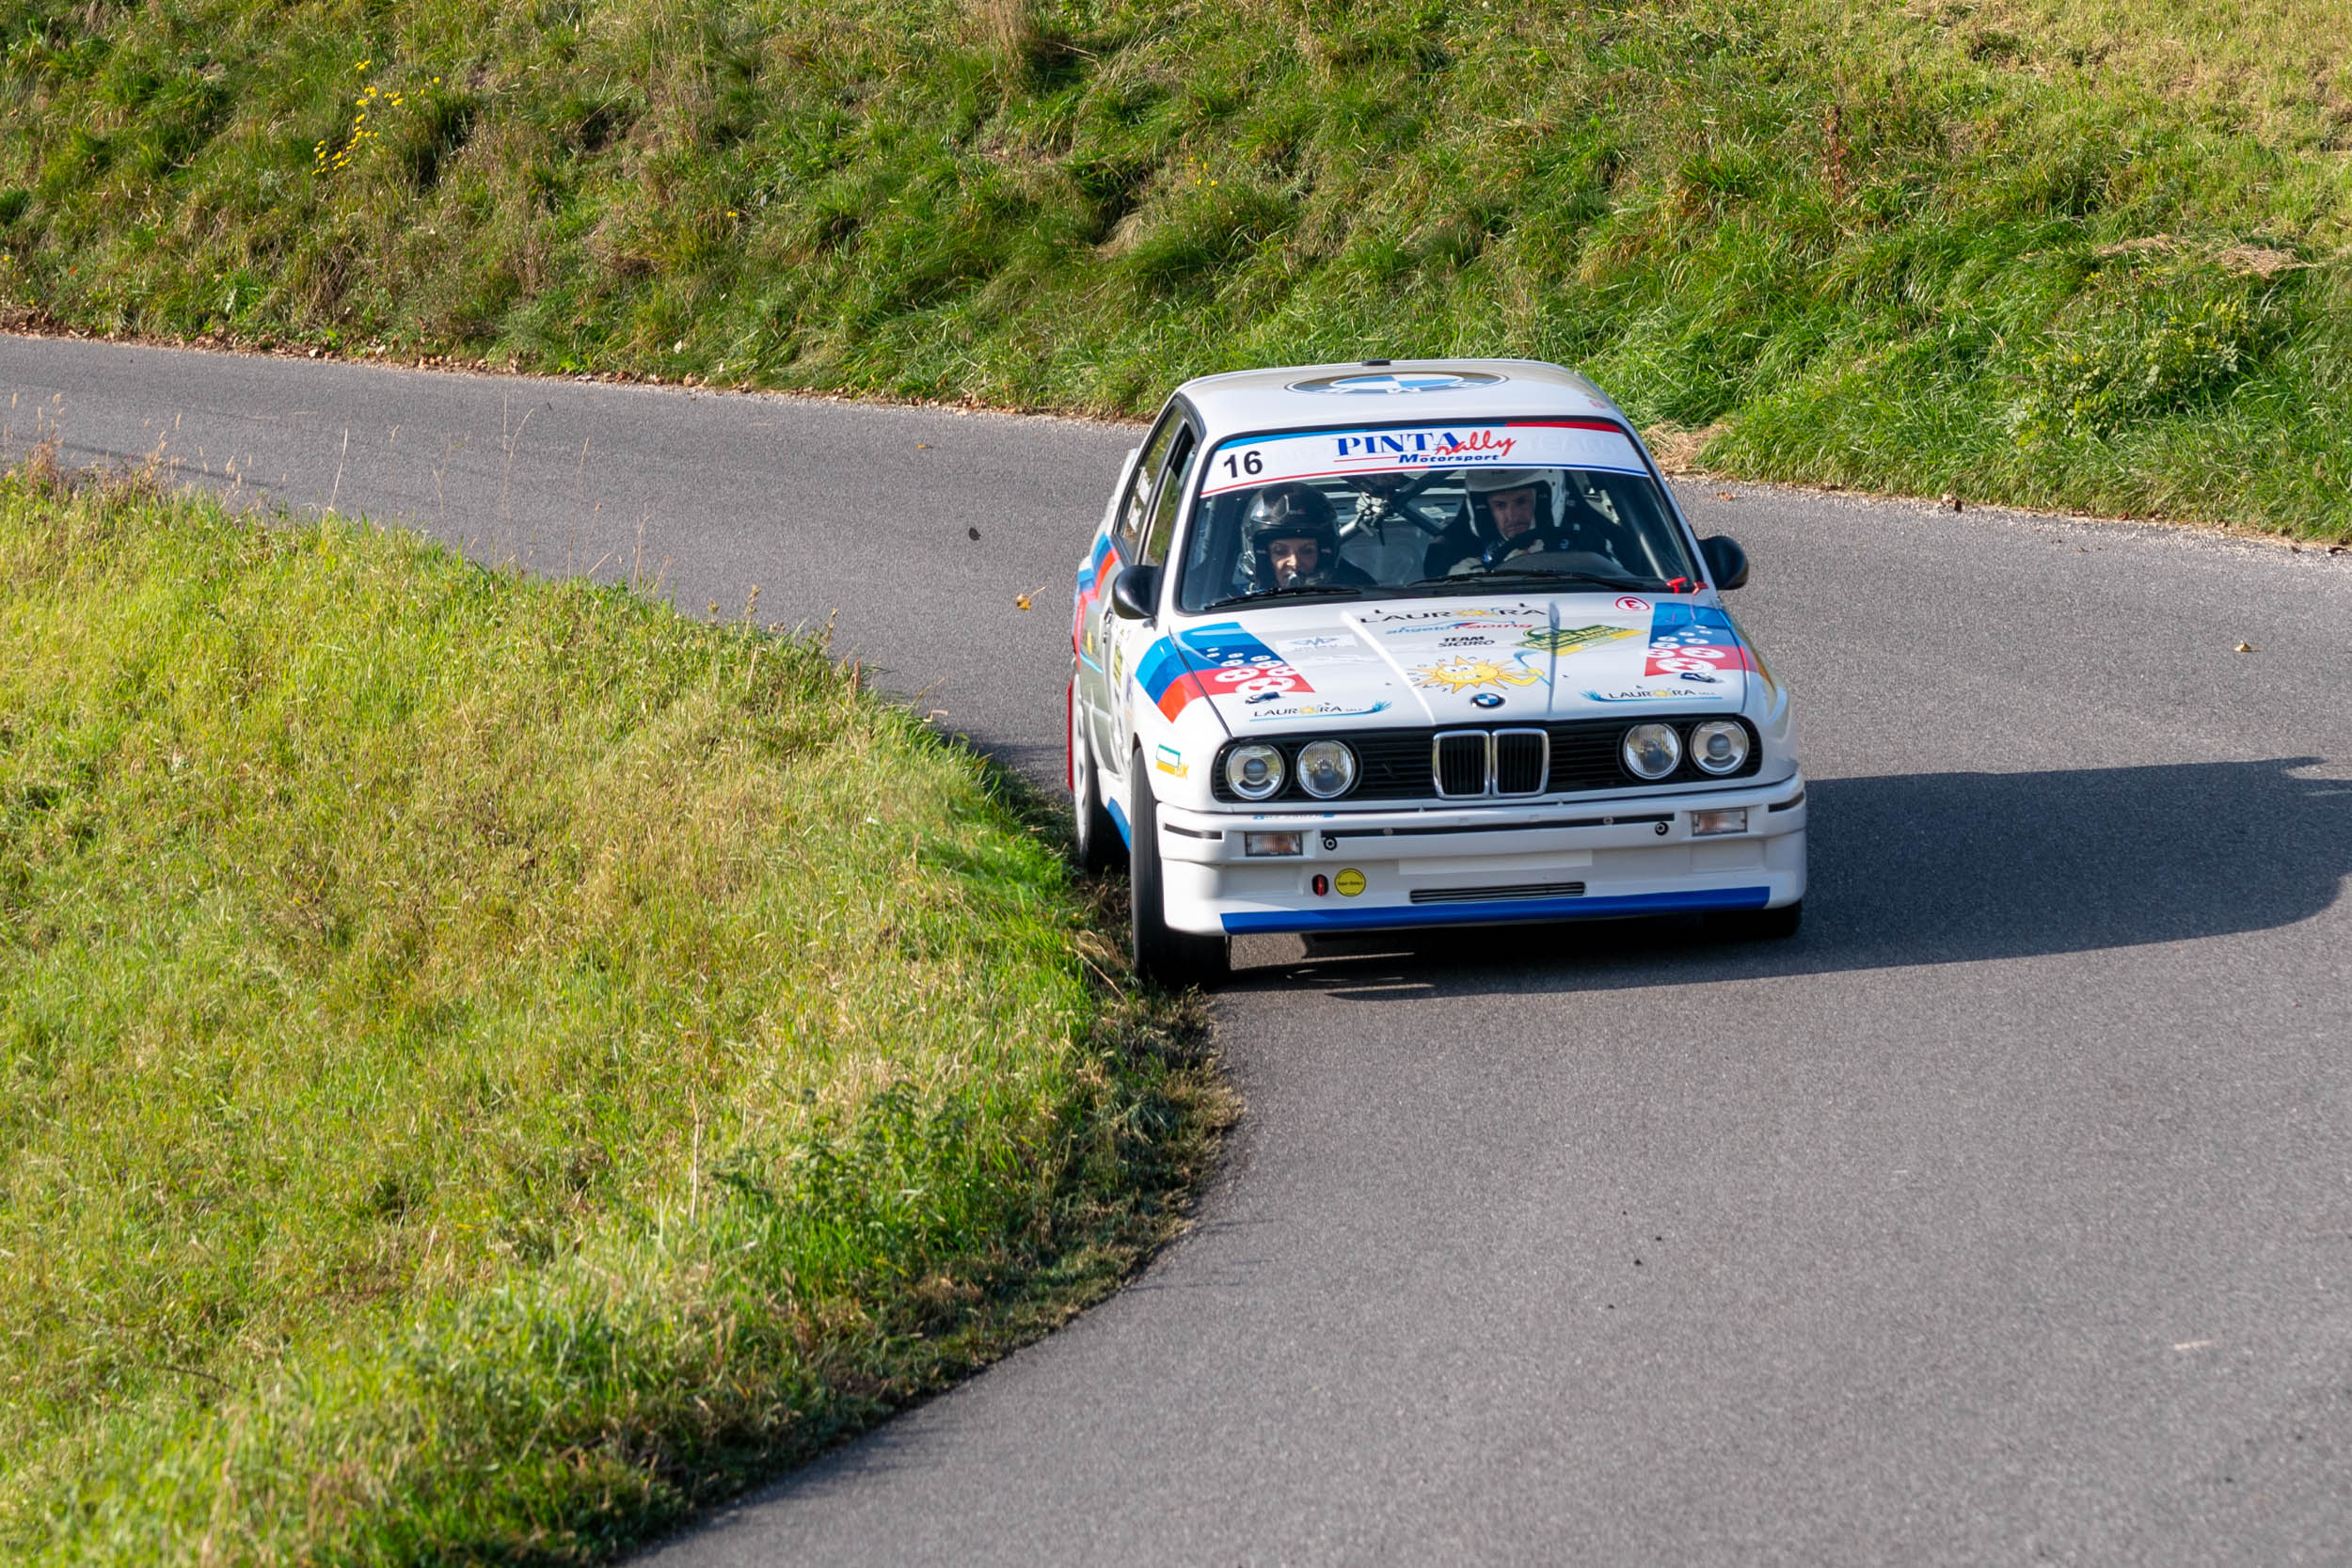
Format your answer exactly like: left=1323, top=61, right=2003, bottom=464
left=1237, top=483, right=1377, bottom=595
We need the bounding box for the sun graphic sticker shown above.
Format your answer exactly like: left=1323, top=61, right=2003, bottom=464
left=1519, top=624, right=1641, bottom=656
left=1411, top=656, right=1549, bottom=693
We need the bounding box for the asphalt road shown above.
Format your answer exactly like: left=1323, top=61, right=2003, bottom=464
left=13, top=337, right=2352, bottom=1565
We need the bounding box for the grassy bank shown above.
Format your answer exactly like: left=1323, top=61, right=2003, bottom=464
left=1, top=0, right=2349, bottom=535
left=0, top=457, right=1218, bottom=1564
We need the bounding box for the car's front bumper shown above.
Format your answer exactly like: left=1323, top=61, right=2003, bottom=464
left=1155, top=774, right=1807, bottom=936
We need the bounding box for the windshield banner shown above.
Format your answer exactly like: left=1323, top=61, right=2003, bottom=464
left=1200, top=418, right=1648, bottom=497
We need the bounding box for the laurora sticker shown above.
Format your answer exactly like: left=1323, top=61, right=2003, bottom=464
left=1248, top=700, right=1395, bottom=723
left=1360, top=604, right=1547, bottom=626
left=1583, top=686, right=1726, bottom=703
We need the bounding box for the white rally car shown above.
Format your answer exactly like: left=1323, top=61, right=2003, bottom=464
left=1068, top=359, right=1805, bottom=986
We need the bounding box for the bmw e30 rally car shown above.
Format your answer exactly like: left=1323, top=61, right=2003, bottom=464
left=1068, top=359, right=1806, bottom=987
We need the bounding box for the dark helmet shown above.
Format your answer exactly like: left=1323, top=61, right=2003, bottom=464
left=1243, top=483, right=1341, bottom=588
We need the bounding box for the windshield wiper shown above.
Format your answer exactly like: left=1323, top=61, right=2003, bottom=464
left=1197, top=584, right=1366, bottom=611
left=1400, top=568, right=1658, bottom=593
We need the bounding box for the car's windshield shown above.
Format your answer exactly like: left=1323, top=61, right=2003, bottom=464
left=1175, top=419, right=1700, bottom=613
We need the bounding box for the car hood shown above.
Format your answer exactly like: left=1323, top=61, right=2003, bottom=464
left=1158, top=594, right=1755, bottom=733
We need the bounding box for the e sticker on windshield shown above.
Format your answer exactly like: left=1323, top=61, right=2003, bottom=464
left=1201, top=420, right=1647, bottom=497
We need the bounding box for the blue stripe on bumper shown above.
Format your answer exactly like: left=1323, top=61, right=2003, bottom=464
left=1220, top=885, right=1772, bottom=935
left=1106, top=796, right=1132, bottom=849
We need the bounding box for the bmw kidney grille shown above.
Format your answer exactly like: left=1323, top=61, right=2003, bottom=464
left=1433, top=732, right=1488, bottom=798
left=1492, top=730, right=1549, bottom=796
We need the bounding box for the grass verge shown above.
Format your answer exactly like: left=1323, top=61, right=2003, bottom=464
left=0, top=0, right=2349, bottom=535
left=0, top=454, right=1223, bottom=1565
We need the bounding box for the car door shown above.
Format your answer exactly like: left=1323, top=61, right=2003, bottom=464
left=1086, top=406, right=1184, bottom=770
left=1076, top=444, right=1139, bottom=757
left=1104, top=418, right=1201, bottom=776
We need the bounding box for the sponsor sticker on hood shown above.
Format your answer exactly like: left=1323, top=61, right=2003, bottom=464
left=1146, top=597, right=1755, bottom=731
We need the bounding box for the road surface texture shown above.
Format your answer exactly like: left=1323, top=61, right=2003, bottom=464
left=11, top=337, right=2352, bottom=1565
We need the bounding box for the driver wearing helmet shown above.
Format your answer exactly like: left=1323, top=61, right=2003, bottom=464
left=1422, top=468, right=1557, bottom=576
left=1239, top=483, right=1377, bottom=594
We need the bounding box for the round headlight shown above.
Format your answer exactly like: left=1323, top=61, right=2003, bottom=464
left=1621, top=721, right=1682, bottom=781
left=1296, top=739, right=1358, bottom=800
left=1224, top=743, right=1286, bottom=800
left=1690, top=720, right=1750, bottom=776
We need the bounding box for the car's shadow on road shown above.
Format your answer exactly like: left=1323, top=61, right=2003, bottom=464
left=1232, top=758, right=2352, bottom=996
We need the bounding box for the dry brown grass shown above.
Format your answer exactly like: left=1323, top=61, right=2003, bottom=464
left=1880, top=0, right=2352, bottom=145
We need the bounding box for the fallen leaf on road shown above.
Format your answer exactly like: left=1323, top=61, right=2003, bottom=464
left=2234, top=641, right=2256, bottom=653
left=968, top=527, right=981, bottom=541
left=1015, top=586, right=1041, bottom=611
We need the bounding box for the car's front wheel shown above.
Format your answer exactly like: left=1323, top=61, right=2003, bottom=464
left=1129, top=756, right=1229, bottom=990
left=1069, top=676, right=1120, bottom=876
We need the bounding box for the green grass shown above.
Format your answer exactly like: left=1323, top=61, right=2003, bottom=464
left=1, top=0, right=2347, bottom=533
left=1, top=1, right=2349, bottom=533
left=0, top=454, right=1220, bottom=1565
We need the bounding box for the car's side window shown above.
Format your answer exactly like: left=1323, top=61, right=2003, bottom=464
left=1137, top=426, right=1199, bottom=569
left=1114, top=408, right=1181, bottom=562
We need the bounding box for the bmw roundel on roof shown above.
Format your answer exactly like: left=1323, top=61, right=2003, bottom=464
left=1287, top=371, right=1507, bottom=396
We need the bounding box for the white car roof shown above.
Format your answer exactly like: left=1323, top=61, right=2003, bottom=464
left=1171, top=358, right=1635, bottom=441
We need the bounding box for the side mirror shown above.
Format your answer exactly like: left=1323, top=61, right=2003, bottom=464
left=1110, top=564, right=1161, bottom=621
left=1699, top=535, right=1749, bottom=592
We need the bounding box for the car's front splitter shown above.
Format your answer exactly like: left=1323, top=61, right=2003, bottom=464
left=1218, top=883, right=1770, bottom=935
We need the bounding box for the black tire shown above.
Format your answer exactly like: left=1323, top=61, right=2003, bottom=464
left=1069, top=677, right=1121, bottom=876
left=1709, top=899, right=1803, bottom=942
left=1130, top=757, right=1230, bottom=990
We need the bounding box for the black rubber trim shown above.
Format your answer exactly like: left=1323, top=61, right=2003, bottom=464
left=1212, top=716, right=1762, bottom=804
left=1326, top=813, right=1673, bottom=841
